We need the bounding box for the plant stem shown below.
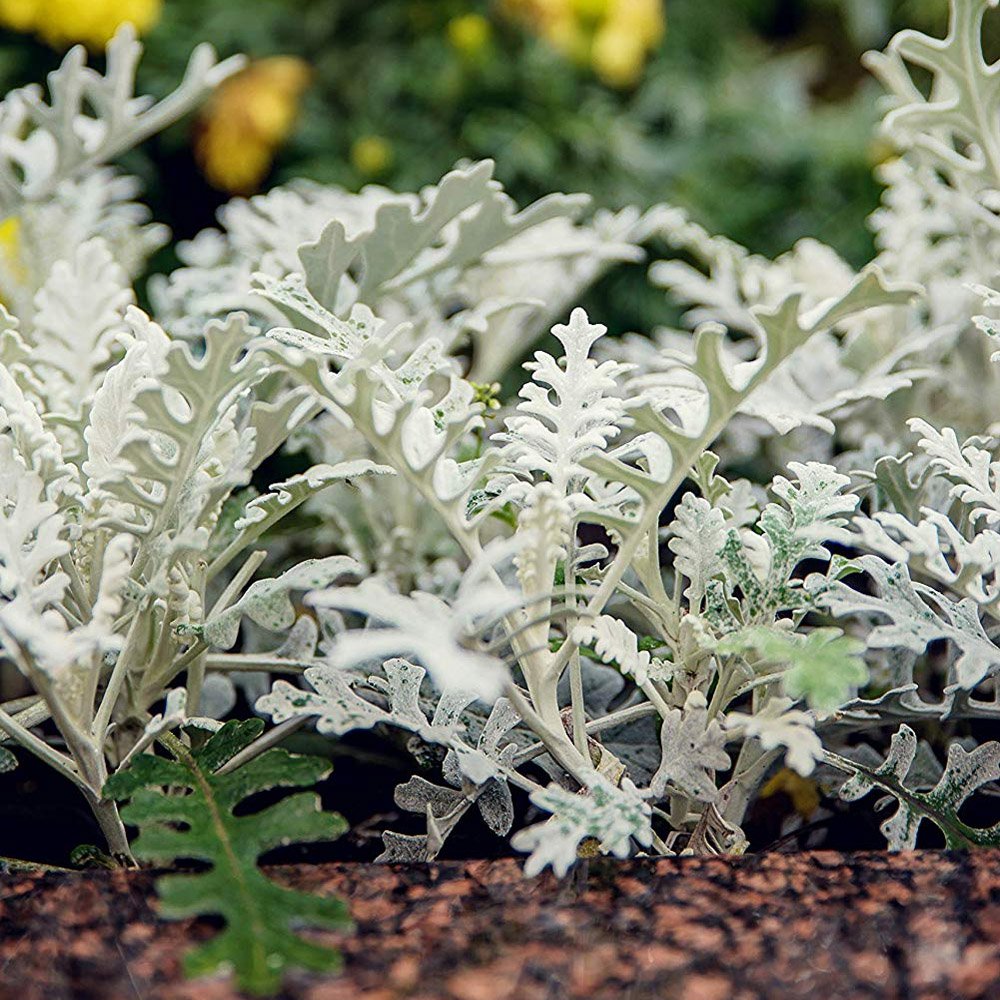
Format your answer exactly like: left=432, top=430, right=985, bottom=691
left=207, top=550, right=267, bottom=618
left=92, top=607, right=147, bottom=741
left=512, top=701, right=660, bottom=766
left=504, top=682, right=590, bottom=781
left=0, top=707, right=84, bottom=789
left=59, top=554, right=92, bottom=621
left=568, top=649, right=588, bottom=756
left=204, top=654, right=309, bottom=674
left=213, top=717, right=309, bottom=776
left=564, top=534, right=588, bottom=756
left=0, top=706, right=133, bottom=862
left=85, top=792, right=134, bottom=863
left=719, top=744, right=780, bottom=828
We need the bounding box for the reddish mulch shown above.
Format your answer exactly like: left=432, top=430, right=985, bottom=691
left=0, top=851, right=998, bottom=999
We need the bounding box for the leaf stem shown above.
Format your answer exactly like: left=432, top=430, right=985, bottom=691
left=0, top=707, right=84, bottom=789
left=213, top=717, right=309, bottom=776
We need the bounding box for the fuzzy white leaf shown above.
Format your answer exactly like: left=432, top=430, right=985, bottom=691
left=575, top=615, right=669, bottom=687
left=511, top=772, right=652, bottom=876
left=200, top=555, right=360, bottom=650
left=725, top=697, right=823, bottom=776
left=908, top=417, right=1000, bottom=526
left=838, top=724, right=1000, bottom=849
left=28, top=238, right=133, bottom=415
left=495, top=308, right=630, bottom=502
left=648, top=691, right=731, bottom=802
left=668, top=493, right=727, bottom=602
left=819, top=555, right=1000, bottom=689
left=308, top=571, right=514, bottom=700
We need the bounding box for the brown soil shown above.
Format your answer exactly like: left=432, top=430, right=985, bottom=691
left=0, top=851, right=998, bottom=999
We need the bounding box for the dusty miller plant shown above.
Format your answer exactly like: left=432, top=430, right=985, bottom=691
left=0, top=0, right=998, bottom=906
left=250, top=0, right=1000, bottom=869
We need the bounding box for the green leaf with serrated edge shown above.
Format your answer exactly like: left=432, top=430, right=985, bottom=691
left=104, top=720, right=350, bottom=996
left=718, top=626, right=868, bottom=712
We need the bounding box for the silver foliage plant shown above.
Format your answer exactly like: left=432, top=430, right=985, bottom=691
left=1, top=3, right=999, bottom=872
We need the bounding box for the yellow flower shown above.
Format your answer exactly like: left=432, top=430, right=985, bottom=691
left=0, top=215, right=23, bottom=286
left=591, top=0, right=665, bottom=87
left=571, top=0, right=612, bottom=24
left=195, top=57, right=312, bottom=195
left=350, top=135, right=393, bottom=177
left=0, top=0, right=37, bottom=33
left=760, top=767, right=821, bottom=819
left=501, top=0, right=580, bottom=56
left=590, top=25, right=647, bottom=87
left=448, top=13, right=492, bottom=58
left=0, top=0, right=162, bottom=50
left=501, top=0, right=664, bottom=87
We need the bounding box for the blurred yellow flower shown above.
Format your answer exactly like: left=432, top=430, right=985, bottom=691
left=501, top=0, right=580, bottom=57
left=501, top=0, right=664, bottom=87
left=195, top=57, right=312, bottom=195
left=351, top=135, right=394, bottom=177
left=592, top=0, right=664, bottom=86
left=0, top=0, right=36, bottom=33
left=0, top=215, right=22, bottom=286
left=0, top=0, right=162, bottom=50
left=760, top=767, right=821, bottom=819
left=448, top=13, right=492, bottom=58
left=571, top=0, right=612, bottom=24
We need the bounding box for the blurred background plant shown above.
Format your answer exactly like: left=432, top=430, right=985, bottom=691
left=0, top=0, right=956, bottom=331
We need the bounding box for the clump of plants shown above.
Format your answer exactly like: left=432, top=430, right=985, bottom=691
left=1, top=0, right=999, bottom=992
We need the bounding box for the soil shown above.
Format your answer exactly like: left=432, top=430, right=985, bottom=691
left=0, top=850, right=998, bottom=1000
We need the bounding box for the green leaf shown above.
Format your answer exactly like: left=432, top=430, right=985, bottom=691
left=104, top=720, right=350, bottom=996
left=718, top=625, right=868, bottom=712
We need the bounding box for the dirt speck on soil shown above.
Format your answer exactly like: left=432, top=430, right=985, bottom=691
left=0, top=850, right=998, bottom=999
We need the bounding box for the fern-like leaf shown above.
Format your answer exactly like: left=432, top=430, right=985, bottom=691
left=818, top=555, right=1000, bottom=689
left=297, top=160, right=586, bottom=309
left=865, top=0, right=1000, bottom=188
left=104, top=720, right=350, bottom=996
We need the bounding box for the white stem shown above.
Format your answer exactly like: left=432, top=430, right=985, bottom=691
left=208, top=550, right=267, bottom=618
left=0, top=708, right=85, bottom=790
left=92, top=608, right=147, bottom=741
left=214, top=716, right=309, bottom=775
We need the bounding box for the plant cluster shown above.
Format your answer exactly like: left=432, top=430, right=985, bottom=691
left=1, top=0, right=1000, bottom=991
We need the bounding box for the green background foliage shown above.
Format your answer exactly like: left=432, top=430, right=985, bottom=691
left=0, top=1, right=955, bottom=272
